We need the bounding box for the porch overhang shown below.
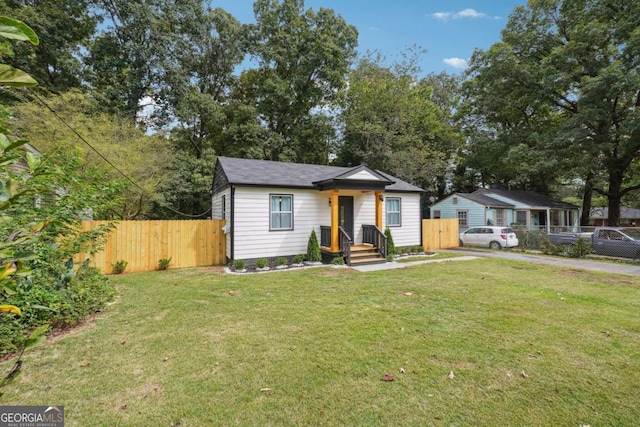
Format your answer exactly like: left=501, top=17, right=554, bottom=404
left=312, top=164, right=395, bottom=191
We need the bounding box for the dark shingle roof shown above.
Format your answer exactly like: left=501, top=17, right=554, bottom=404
left=590, top=207, right=640, bottom=219
left=456, top=193, right=514, bottom=207
left=478, top=189, right=578, bottom=209
left=216, top=157, right=424, bottom=192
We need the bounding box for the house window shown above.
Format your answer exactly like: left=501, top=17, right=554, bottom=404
left=495, top=209, right=505, bottom=226
left=221, top=195, right=226, bottom=220
left=457, top=210, right=468, bottom=227
left=386, top=197, right=401, bottom=227
left=516, top=210, right=527, bottom=226
left=270, top=194, right=293, bottom=230
left=433, top=210, right=441, bottom=219
left=453, top=197, right=458, bottom=205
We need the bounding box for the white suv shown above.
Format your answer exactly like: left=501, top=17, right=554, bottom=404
left=459, top=226, right=519, bottom=249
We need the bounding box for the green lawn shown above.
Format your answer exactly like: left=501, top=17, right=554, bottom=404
left=2, top=259, right=640, bottom=426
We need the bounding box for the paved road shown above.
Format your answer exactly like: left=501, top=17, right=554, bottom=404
left=450, top=248, right=640, bottom=276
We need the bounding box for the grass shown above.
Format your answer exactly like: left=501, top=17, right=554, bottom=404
left=2, top=259, right=640, bottom=426
left=395, top=250, right=467, bottom=263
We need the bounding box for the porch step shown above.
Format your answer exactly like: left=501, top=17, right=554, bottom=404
left=348, top=245, right=386, bottom=266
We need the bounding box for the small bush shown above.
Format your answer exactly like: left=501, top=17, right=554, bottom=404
left=306, top=229, right=322, bottom=262
left=412, top=245, right=423, bottom=253
left=256, top=258, right=268, bottom=269
left=233, top=259, right=245, bottom=271
left=385, top=228, right=396, bottom=257
left=293, top=254, right=304, bottom=264
left=111, top=260, right=128, bottom=274
left=276, top=257, right=288, bottom=266
left=539, top=238, right=563, bottom=256
left=331, top=256, right=344, bottom=265
left=565, top=237, right=592, bottom=258
left=158, top=257, right=172, bottom=270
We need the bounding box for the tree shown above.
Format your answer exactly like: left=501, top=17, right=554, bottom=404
left=337, top=53, right=461, bottom=194
left=0, top=0, right=95, bottom=93
left=463, top=0, right=640, bottom=225
left=10, top=90, right=174, bottom=219
left=237, top=0, right=358, bottom=163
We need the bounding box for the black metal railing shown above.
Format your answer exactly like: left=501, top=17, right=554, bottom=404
left=362, top=224, right=387, bottom=260
left=339, top=226, right=352, bottom=265
left=320, top=225, right=331, bottom=247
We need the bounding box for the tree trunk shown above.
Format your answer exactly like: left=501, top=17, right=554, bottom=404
left=580, top=171, right=594, bottom=226
left=607, top=169, right=624, bottom=226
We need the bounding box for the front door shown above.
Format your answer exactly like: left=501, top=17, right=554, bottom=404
left=338, top=196, right=354, bottom=242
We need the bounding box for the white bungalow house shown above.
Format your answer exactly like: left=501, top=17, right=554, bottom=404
left=430, top=189, right=579, bottom=232
left=211, top=157, right=425, bottom=266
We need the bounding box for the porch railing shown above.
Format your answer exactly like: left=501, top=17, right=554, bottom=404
left=320, top=225, right=331, bottom=247
left=339, top=226, right=352, bottom=265
left=362, top=224, right=387, bottom=260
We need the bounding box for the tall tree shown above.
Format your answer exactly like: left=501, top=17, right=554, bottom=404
left=87, top=0, right=213, bottom=122
left=463, top=0, right=640, bottom=225
left=237, top=0, right=358, bottom=163
left=337, top=54, right=461, bottom=194
left=10, top=91, right=174, bottom=219
left=0, top=0, right=95, bottom=93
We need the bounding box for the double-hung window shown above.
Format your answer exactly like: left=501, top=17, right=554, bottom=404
left=270, top=194, right=293, bottom=230
left=386, top=197, right=401, bottom=227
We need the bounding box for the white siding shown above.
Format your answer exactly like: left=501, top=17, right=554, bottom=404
left=383, top=192, right=422, bottom=247
left=211, top=188, right=231, bottom=258
left=233, top=187, right=331, bottom=259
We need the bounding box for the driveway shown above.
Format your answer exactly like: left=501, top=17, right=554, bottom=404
left=451, top=248, right=640, bottom=276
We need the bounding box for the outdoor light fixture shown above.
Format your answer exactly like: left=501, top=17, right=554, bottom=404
left=379, top=194, right=384, bottom=202
left=278, top=196, right=282, bottom=203
left=328, top=198, right=332, bottom=206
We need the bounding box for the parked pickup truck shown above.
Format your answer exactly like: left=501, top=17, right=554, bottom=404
left=546, top=227, right=640, bottom=259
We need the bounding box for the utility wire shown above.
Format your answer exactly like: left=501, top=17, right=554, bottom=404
left=26, top=89, right=212, bottom=219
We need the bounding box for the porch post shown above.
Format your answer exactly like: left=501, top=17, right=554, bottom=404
left=331, top=189, right=339, bottom=252
left=375, top=191, right=383, bottom=229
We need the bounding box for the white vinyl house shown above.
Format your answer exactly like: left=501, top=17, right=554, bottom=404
left=211, top=157, right=425, bottom=266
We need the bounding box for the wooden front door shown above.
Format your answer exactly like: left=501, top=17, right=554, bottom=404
left=339, top=196, right=354, bottom=241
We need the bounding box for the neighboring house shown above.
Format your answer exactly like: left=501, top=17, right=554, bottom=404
left=211, top=157, right=425, bottom=266
left=590, top=207, right=640, bottom=226
left=430, top=189, right=579, bottom=232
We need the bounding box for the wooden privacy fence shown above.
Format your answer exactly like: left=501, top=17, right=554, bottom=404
left=76, top=220, right=226, bottom=273
left=422, top=219, right=459, bottom=251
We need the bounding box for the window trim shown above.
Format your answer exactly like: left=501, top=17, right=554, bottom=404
left=386, top=197, right=402, bottom=227
left=269, top=193, right=294, bottom=231
left=221, top=195, right=226, bottom=220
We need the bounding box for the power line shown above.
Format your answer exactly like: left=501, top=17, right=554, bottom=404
left=25, top=89, right=212, bottom=219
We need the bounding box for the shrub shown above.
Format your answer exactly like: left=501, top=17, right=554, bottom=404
left=256, top=258, right=268, bottom=269
left=111, top=260, right=128, bottom=274
left=331, top=256, right=344, bottom=265
left=158, top=258, right=172, bottom=270
left=293, top=254, right=304, bottom=264
left=276, top=257, right=288, bottom=266
left=412, top=245, right=423, bottom=253
left=385, top=228, right=396, bottom=257
left=1, top=264, right=115, bottom=356
left=539, top=238, right=563, bottom=256
left=306, top=229, right=322, bottom=262
left=565, top=238, right=592, bottom=258
left=233, top=259, right=245, bottom=271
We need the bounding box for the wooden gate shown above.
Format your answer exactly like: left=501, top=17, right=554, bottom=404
left=422, top=219, right=459, bottom=251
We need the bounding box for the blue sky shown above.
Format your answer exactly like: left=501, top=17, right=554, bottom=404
left=212, top=0, right=527, bottom=75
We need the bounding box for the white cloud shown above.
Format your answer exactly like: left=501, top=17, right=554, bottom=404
left=455, top=8, right=486, bottom=19
left=431, top=8, right=488, bottom=21
left=431, top=12, right=452, bottom=21
left=443, top=57, right=468, bottom=69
